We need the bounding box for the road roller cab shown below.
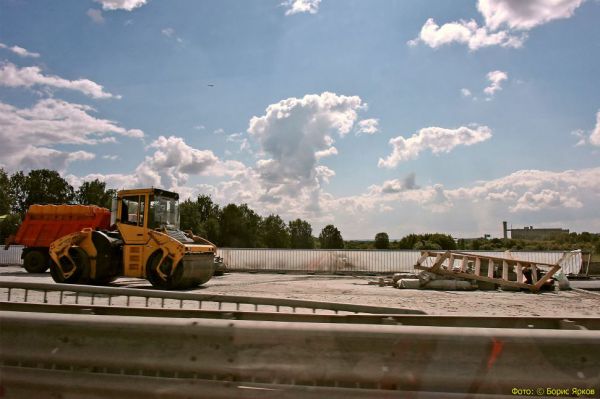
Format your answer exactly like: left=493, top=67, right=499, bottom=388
left=49, top=188, right=217, bottom=289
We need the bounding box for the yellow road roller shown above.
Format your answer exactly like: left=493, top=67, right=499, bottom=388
left=48, top=188, right=216, bottom=289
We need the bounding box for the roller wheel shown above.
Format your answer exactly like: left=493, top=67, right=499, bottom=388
left=50, top=247, right=89, bottom=284
left=147, top=254, right=193, bottom=290
left=23, top=249, right=50, bottom=273
left=147, top=253, right=174, bottom=289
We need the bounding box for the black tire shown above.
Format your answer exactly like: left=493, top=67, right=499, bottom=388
left=146, top=252, right=172, bottom=289
left=49, top=247, right=88, bottom=284
left=23, top=249, right=50, bottom=273
left=146, top=253, right=193, bottom=290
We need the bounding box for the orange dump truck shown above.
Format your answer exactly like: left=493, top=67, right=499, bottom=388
left=5, top=205, right=111, bottom=273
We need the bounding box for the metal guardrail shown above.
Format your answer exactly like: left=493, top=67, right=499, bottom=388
left=0, top=281, right=421, bottom=315
left=1, top=311, right=599, bottom=397
left=1, top=246, right=583, bottom=274
left=3, top=301, right=600, bottom=330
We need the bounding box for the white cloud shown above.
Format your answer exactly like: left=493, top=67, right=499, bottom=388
left=226, top=132, right=253, bottom=154
left=133, top=136, right=251, bottom=189
left=571, top=110, right=600, bottom=147
left=408, top=18, right=525, bottom=50
left=69, top=151, right=96, bottom=162
left=484, top=70, right=508, bottom=96
left=87, top=9, right=105, bottom=24
left=4, top=146, right=96, bottom=172
left=283, top=0, right=321, bottom=15
left=323, top=166, right=600, bottom=238
left=378, top=125, right=492, bottom=168
left=461, top=88, right=472, bottom=97
left=161, top=28, right=183, bottom=43
left=141, top=136, right=219, bottom=186
left=95, top=0, right=147, bottom=11
left=102, top=154, right=119, bottom=160
left=0, top=98, right=143, bottom=172
left=248, top=92, right=364, bottom=211
left=447, top=168, right=597, bottom=214
left=0, top=62, right=120, bottom=99
left=369, top=173, right=419, bottom=194
left=511, top=189, right=582, bottom=212
left=60, top=129, right=600, bottom=238
left=571, top=129, right=587, bottom=147
left=315, top=146, right=338, bottom=159
left=0, top=43, right=40, bottom=58
left=161, top=28, right=175, bottom=37
left=80, top=93, right=367, bottom=218
left=70, top=135, right=255, bottom=200
left=477, top=0, right=585, bottom=30
left=590, top=110, right=600, bottom=146
left=357, top=118, right=379, bottom=135
left=409, top=0, right=585, bottom=50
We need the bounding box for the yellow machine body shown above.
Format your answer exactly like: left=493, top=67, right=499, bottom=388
left=49, top=188, right=217, bottom=289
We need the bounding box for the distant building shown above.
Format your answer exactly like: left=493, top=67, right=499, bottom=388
left=502, top=221, right=569, bottom=240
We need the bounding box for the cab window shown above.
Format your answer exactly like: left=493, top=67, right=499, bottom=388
left=121, top=196, right=145, bottom=226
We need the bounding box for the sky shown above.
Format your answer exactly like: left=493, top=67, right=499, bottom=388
left=0, top=0, right=599, bottom=239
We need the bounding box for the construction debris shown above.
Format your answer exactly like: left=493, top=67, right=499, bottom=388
left=413, top=250, right=577, bottom=293
left=397, top=278, right=420, bottom=289
left=367, top=251, right=577, bottom=293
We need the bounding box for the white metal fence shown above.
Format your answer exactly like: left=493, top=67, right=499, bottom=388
left=0, top=246, right=22, bottom=265
left=1, top=246, right=582, bottom=275
left=218, top=248, right=583, bottom=275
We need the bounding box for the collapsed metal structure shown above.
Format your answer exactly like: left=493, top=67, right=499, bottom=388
left=414, top=250, right=575, bottom=293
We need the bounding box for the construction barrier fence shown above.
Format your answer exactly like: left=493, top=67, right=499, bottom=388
left=218, top=248, right=582, bottom=275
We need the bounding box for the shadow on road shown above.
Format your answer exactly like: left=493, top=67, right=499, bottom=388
left=0, top=271, right=49, bottom=277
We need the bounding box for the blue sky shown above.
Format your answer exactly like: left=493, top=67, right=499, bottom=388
left=1, top=0, right=599, bottom=239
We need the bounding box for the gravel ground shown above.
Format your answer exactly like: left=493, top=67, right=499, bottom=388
left=1, top=265, right=599, bottom=317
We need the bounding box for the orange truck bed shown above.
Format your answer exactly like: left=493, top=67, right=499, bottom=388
left=10, top=205, right=111, bottom=248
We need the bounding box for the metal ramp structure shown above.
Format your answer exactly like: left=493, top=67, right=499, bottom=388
left=414, top=250, right=575, bottom=293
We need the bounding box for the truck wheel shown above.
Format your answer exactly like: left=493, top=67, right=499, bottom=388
left=50, top=247, right=88, bottom=284
left=23, top=249, right=50, bottom=273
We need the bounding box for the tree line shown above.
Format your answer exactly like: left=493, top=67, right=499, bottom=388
left=0, top=168, right=347, bottom=248
left=1, top=168, right=599, bottom=253
left=178, top=195, right=346, bottom=248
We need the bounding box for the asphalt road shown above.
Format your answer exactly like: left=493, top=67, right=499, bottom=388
left=1, top=265, right=599, bottom=317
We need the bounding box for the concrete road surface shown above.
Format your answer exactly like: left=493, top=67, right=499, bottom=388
left=1, top=265, right=599, bottom=317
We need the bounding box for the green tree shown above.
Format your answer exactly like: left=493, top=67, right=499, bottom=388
left=218, top=203, right=262, bottom=247
left=76, top=179, right=115, bottom=208
left=261, top=215, right=290, bottom=248
left=0, top=168, right=12, bottom=215
left=397, top=234, right=419, bottom=249
left=8, top=171, right=26, bottom=215
left=288, top=218, right=314, bottom=249
left=319, top=224, right=344, bottom=249
left=374, top=232, right=389, bottom=249
left=196, top=195, right=220, bottom=244
left=397, top=233, right=456, bottom=250
left=238, top=204, right=261, bottom=247
left=414, top=240, right=442, bottom=250
left=197, top=195, right=220, bottom=220
left=179, top=199, right=203, bottom=234
left=10, top=169, right=75, bottom=216
left=0, top=214, right=21, bottom=244
left=179, top=195, right=221, bottom=244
